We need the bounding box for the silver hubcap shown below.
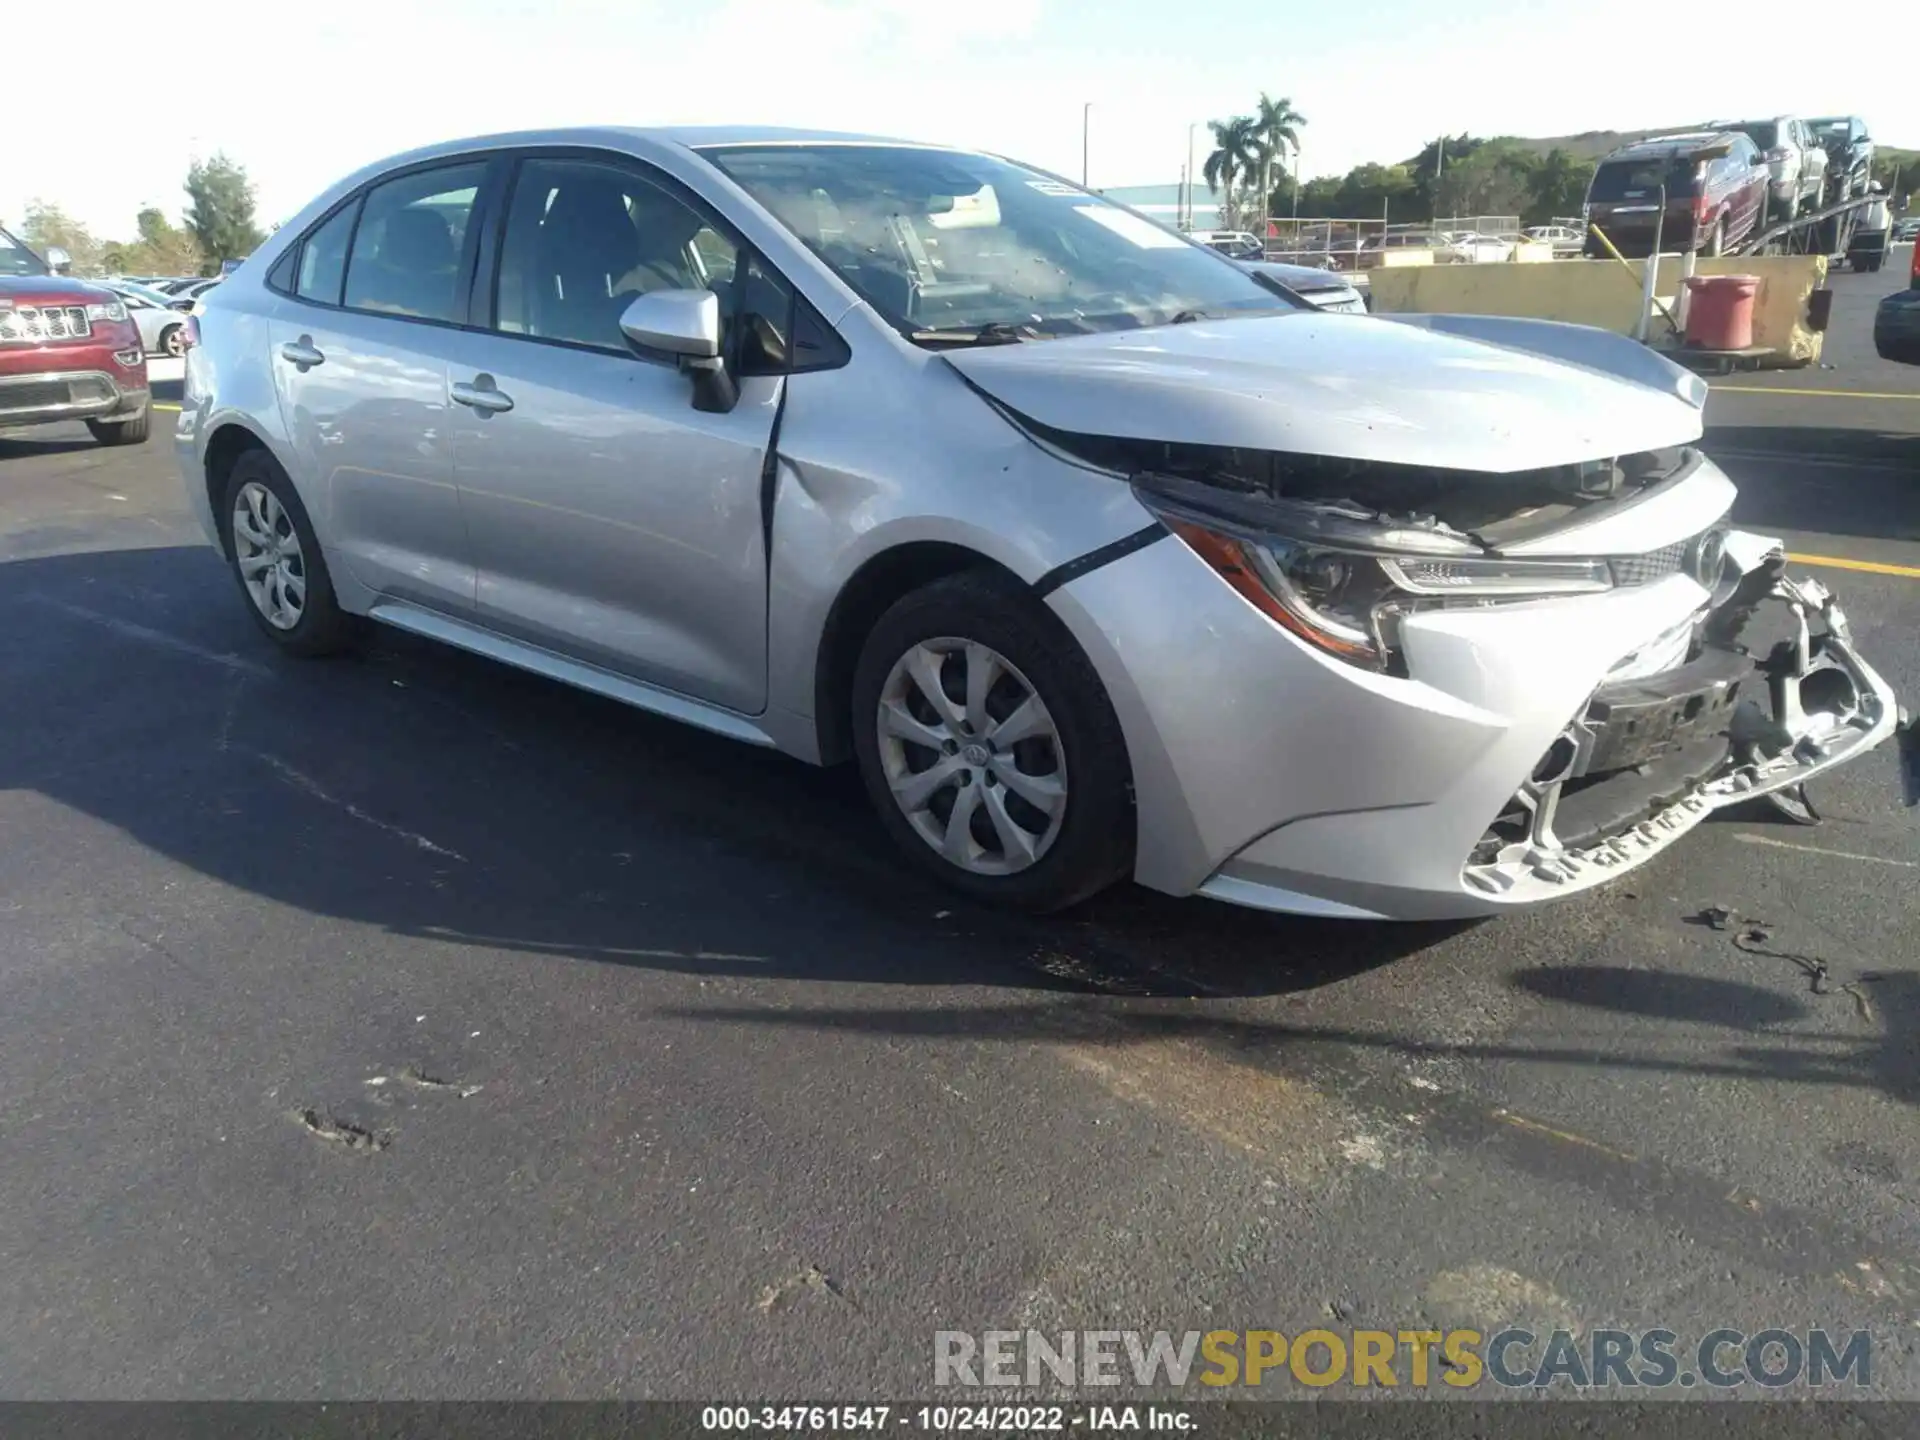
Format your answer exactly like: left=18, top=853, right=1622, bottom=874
left=232, top=481, right=306, bottom=630
left=876, top=638, right=1067, bottom=876
left=165, top=329, right=185, bottom=356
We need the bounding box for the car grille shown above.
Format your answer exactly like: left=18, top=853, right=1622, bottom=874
left=0, top=374, right=115, bottom=413
left=1608, top=522, right=1727, bottom=589
left=0, top=305, right=92, bottom=344
left=1609, top=539, right=1687, bottom=586
left=0, top=380, right=72, bottom=411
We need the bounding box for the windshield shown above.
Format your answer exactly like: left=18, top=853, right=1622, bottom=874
left=0, top=225, right=50, bottom=278
left=1733, top=122, right=1778, bottom=149
left=1809, top=119, right=1849, bottom=140
left=699, top=144, right=1293, bottom=340
left=1588, top=158, right=1699, bottom=201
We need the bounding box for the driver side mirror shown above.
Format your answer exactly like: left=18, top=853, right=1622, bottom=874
left=618, top=289, right=737, bottom=414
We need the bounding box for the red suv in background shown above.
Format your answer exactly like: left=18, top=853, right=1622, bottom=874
left=1583, top=132, right=1769, bottom=259
left=1, top=223, right=152, bottom=446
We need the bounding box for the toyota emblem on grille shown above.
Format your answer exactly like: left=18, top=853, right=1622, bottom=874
left=1688, top=529, right=1728, bottom=588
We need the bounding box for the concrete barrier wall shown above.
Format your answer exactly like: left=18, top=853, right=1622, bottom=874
left=1367, top=254, right=1830, bottom=364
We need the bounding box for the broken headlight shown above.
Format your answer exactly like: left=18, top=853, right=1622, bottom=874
left=1149, top=502, right=1614, bottom=671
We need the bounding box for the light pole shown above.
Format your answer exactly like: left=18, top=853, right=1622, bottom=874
left=1082, top=102, right=1092, bottom=189
left=1175, top=123, right=1190, bottom=234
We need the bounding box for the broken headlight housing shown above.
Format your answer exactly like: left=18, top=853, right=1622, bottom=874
left=1139, top=484, right=1614, bottom=672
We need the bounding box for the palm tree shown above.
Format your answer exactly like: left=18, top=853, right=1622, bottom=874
left=1252, top=94, right=1306, bottom=226
left=1203, top=116, right=1259, bottom=228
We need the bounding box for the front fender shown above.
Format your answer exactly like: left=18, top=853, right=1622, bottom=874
left=1380, top=313, right=1710, bottom=412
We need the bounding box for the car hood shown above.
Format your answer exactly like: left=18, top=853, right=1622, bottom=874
left=945, top=312, right=1705, bottom=473
left=0, top=274, right=115, bottom=303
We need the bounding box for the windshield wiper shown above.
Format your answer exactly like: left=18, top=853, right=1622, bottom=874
left=908, top=322, right=1034, bottom=348
left=1168, top=309, right=1208, bottom=324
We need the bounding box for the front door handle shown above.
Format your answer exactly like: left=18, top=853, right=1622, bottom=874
left=279, top=336, right=324, bottom=368
left=451, top=376, right=514, bottom=414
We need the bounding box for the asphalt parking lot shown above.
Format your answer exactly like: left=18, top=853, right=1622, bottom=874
left=2, top=262, right=1917, bottom=1404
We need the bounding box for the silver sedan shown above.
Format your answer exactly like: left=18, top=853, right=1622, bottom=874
left=174, top=128, right=1900, bottom=919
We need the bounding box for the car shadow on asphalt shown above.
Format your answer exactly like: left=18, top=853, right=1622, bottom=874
left=1707, top=424, right=1920, bottom=546
left=0, top=544, right=1460, bottom=1002
left=658, top=959, right=1920, bottom=1110
left=0, top=434, right=110, bottom=461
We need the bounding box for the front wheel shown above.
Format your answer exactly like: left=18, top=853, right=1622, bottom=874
left=850, top=571, right=1134, bottom=912
left=1705, top=217, right=1727, bottom=258
left=161, top=324, right=186, bottom=358
left=87, top=411, right=149, bottom=446
left=218, top=449, right=358, bottom=656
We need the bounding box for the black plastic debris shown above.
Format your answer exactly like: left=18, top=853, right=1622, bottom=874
left=1699, top=904, right=1737, bottom=931
left=1763, top=783, right=1822, bottom=826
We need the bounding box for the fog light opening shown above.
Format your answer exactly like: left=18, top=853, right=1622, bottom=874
left=1798, top=666, right=1859, bottom=722
left=1532, top=734, right=1579, bottom=786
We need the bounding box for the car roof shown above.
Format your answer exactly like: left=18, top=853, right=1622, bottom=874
left=1602, top=131, right=1739, bottom=161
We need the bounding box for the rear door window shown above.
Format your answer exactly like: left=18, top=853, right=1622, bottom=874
left=341, top=163, right=486, bottom=324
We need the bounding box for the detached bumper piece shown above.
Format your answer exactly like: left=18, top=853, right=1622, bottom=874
left=1465, top=566, right=1898, bottom=900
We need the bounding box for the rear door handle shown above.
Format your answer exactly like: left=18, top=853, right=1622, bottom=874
left=279, top=336, right=324, bottom=367
left=451, top=377, right=514, bottom=414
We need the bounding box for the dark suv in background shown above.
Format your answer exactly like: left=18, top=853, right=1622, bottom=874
left=0, top=224, right=151, bottom=446
left=1584, top=132, right=1768, bottom=258
left=1807, top=116, right=1874, bottom=201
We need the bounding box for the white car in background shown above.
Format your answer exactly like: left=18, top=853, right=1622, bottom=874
left=1524, top=224, right=1585, bottom=256
left=106, top=283, right=193, bottom=357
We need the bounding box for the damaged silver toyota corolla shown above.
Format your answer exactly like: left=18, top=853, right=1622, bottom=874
left=177, top=129, right=1901, bottom=918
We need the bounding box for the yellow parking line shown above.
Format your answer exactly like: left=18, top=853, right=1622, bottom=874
left=1787, top=552, right=1920, bottom=578
left=1713, top=386, right=1920, bottom=400
left=151, top=403, right=181, bottom=412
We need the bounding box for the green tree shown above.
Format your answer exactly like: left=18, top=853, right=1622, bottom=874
left=1298, top=175, right=1345, bottom=214
left=184, top=154, right=266, bottom=269
left=1873, top=148, right=1918, bottom=205
left=1411, top=133, right=1488, bottom=215
left=1251, top=93, right=1306, bottom=225
left=1525, top=147, right=1591, bottom=226
left=21, top=200, right=101, bottom=274
left=1434, top=142, right=1535, bottom=221
left=1337, top=162, right=1417, bottom=219
left=131, top=205, right=204, bottom=276
left=1203, top=116, right=1261, bottom=230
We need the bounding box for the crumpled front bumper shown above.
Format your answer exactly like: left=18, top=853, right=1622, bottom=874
left=1451, top=562, right=1900, bottom=907
left=1179, top=537, right=1899, bottom=920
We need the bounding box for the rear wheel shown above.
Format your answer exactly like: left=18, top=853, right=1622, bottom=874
left=1705, top=216, right=1727, bottom=257
left=87, top=411, right=150, bottom=446
left=161, top=324, right=186, bottom=358
left=850, top=570, right=1134, bottom=912
left=218, top=449, right=357, bottom=656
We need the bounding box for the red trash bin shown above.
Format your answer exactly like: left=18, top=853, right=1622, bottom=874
left=1684, top=274, right=1761, bottom=350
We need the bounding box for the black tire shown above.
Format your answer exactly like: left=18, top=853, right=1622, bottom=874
left=161, top=324, right=185, bottom=358
left=87, top=410, right=150, bottom=446
left=1705, top=217, right=1727, bottom=258
left=850, top=569, right=1134, bottom=912
left=216, top=447, right=358, bottom=657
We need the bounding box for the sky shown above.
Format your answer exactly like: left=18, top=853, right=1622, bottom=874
left=6, top=0, right=1913, bottom=238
